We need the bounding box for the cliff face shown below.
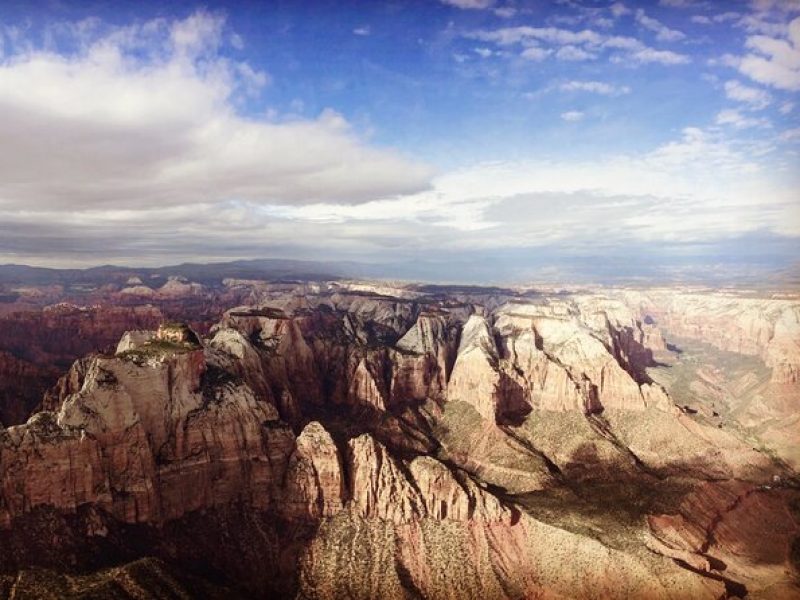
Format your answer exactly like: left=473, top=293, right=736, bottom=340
left=0, top=305, right=164, bottom=367
left=1, top=347, right=294, bottom=528
left=0, top=352, right=58, bottom=426
left=0, top=283, right=797, bottom=599
left=0, top=282, right=254, bottom=425
left=623, top=290, right=800, bottom=384
left=0, top=305, right=164, bottom=426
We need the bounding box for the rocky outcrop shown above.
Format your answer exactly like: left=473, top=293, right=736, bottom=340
left=392, top=312, right=459, bottom=405
left=298, top=507, right=725, bottom=600
left=626, top=290, right=800, bottom=384
left=646, top=480, right=800, bottom=598
left=407, top=455, right=507, bottom=521
left=219, top=308, right=322, bottom=412
left=282, top=422, right=345, bottom=519
left=0, top=351, right=58, bottom=426
left=0, top=305, right=164, bottom=367
left=495, top=319, right=588, bottom=412
left=767, top=307, right=800, bottom=383
left=494, top=303, right=672, bottom=415
left=348, top=358, right=387, bottom=410
left=447, top=315, right=503, bottom=421
left=2, top=341, right=295, bottom=527
left=0, top=412, right=109, bottom=528
left=0, top=283, right=797, bottom=599
left=346, top=434, right=424, bottom=522
left=0, top=305, right=164, bottom=425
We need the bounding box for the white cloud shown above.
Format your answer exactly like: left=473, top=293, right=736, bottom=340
left=593, top=17, right=615, bottom=29
left=559, top=80, right=631, bottom=95
left=736, top=19, right=800, bottom=89
left=353, top=25, right=371, bottom=36
left=615, top=45, right=691, bottom=65
left=659, top=0, right=702, bottom=6
left=494, top=7, right=517, bottom=18
left=738, top=54, right=800, bottom=89
left=715, top=108, right=770, bottom=128
left=520, top=46, right=551, bottom=61
left=470, top=26, right=604, bottom=47
left=0, top=7, right=796, bottom=269
left=0, top=11, right=433, bottom=213
left=737, top=14, right=791, bottom=37
left=780, top=100, right=795, bottom=113
left=468, top=26, right=690, bottom=66
left=440, top=0, right=494, bottom=9
left=750, top=0, right=800, bottom=13
left=229, top=33, right=244, bottom=50
left=561, top=110, right=585, bottom=121
left=715, top=11, right=743, bottom=23
left=610, top=3, right=631, bottom=18
left=274, top=126, right=799, bottom=248
left=2, top=124, right=796, bottom=266
left=780, top=127, right=800, bottom=140
left=237, top=62, right=271, bottom=95
left=724, top=79, right=772, bottom=108
left=169, top=11, right=223, bottom=55
left=555, top=45, right=597, bottom=61
left=747, top=34, right=800, bottom=67
left=635, top=9, right=686, bottom=41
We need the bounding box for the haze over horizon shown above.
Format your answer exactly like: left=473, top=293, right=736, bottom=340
left=0, top=0, right=798, bottom=281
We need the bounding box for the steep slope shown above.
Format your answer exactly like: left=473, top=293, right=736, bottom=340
left=0, top=283, right=796, bottom=598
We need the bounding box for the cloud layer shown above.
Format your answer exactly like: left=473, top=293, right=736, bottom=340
left=0, top=11, right=433, bottom=213
left=467, top=24, right=691, bottom=65
left=0, top=3, right=798, bottom=280
left=730, top=15, right=800, bottom=90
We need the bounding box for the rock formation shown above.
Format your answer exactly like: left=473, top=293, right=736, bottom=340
left=0, top=280, right=796, bottom=599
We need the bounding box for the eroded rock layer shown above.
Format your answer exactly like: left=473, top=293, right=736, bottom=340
left=0, top=281, right=797, bottom=599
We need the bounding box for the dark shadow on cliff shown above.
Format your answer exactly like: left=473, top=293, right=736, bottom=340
left=0, top=503, right=324, bottom=599
left=495, top=371, right=532, bottom=427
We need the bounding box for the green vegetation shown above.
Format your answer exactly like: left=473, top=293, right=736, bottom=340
left=0, top=558, right=243, bottom=599
left=118, top=339, right=195, bottom=362
left=157, top=322, right=201, bottom=345
left=228, top=307, right=287, bottom=319
left=646, top=334, right=772, bottom=438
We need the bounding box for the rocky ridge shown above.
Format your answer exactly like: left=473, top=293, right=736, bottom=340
left=0, top=282, right=797, bottom=599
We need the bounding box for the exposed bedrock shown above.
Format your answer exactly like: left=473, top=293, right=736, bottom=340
left=0, top=285, right=796, bottom=598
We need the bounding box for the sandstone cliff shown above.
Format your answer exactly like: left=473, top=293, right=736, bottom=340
left=0, top=282, right=796, bottom=599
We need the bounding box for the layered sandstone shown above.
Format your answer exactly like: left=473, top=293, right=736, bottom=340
left=0, top=352, right=58, bottom=426
left=0, top=282, right=796, bottom=599
left=624, top=290, right=800, bottom=384
left=282, top=422, right=345, bottom=519
left=2, top=343, right=295, bottom=527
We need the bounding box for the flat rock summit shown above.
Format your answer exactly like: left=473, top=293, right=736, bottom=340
left=0, top=279, right=798, bottom=599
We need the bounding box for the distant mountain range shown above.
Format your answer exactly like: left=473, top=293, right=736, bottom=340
left=1, top=257, right=798, bottom=288
left=0, top=259, right=356, bottom=287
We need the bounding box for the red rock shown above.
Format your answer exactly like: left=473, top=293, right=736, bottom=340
left=282, top=421, right=345, bottom=519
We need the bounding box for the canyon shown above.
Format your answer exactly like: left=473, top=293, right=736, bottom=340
left=0, top=275, right=797, bottom=599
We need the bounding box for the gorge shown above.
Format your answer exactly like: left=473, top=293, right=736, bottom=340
left=0, top=277, right=797, bottom=599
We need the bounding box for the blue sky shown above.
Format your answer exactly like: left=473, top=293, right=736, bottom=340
left=0, top=0, right=798, bottom=282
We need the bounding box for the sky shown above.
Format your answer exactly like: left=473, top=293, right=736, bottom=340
left=0, top=0, right=798, bottom=282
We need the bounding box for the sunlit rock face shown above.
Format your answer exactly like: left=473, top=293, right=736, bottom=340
left=623, top=290, right=800, bottom=384
left=0, top=281, right=797, bottom=599
left=281, top=421, right=345, bottom=520
left=2, top=344, right=294, bottom=527
left=0, top=305, right=165, bottom=426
